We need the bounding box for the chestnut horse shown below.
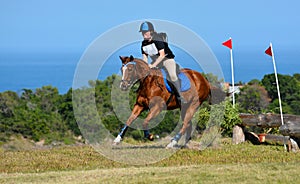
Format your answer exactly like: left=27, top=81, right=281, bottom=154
left=113, top=55, right=210, bottom=148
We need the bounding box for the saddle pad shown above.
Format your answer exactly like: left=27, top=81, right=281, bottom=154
left=161, top=69, right=191, bottom=93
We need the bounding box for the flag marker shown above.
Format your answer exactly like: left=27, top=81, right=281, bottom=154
left=222, top=38, right=232, bottom=49
left=265, top=43, right=286, bottom=151
left=222, top=37, right=235, bottom=107
left=265, top=45, right=272, bottom=56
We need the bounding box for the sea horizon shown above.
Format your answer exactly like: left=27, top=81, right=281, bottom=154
left=0, top=49, right=299, bottom=94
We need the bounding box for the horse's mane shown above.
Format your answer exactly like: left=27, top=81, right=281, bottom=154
left=132, top=57, right=165, bottom=90
left=132, top=57, right=152, bottom=77
left=133, top=58, right=149, bottom=69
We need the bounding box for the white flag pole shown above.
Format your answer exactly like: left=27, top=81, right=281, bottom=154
left=229, top=38, right=235, bottom=107
left=270, top=42, right=286, bottom=150
left=270, top=43, right=284, bottom=126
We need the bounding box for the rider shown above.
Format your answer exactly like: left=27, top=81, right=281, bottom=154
left=139, top=21, right=186, bottom=103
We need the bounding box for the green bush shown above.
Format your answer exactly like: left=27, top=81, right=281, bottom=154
left=197, top=98, right=241, bottom=137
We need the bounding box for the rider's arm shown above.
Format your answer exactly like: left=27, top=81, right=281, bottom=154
left=150, top=49, right=165, bottom=68
left=142, top=54, right=148, bottom=63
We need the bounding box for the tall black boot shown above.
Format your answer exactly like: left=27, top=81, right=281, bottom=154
left=173, top=79, right=187, bottom=104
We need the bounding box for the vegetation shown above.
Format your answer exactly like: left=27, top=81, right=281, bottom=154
left=0, top=141, right=296, bottom=168
left=262, top=74, right=300, bottom=115
left=1, top=142, right=300, bottom=183
left=197, top=99, right=241, bottom=137
left=1, top=73, right=300, bottom=183
left=1, top=73, right=300, bottom=146
left=2, top=163, right=300, bottom=184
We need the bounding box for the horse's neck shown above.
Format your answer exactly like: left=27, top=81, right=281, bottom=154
left=139, top=69, right=163, bottom=87
left=135, top=60, right=150, bottom=78
left=134, top=59, right=164, bottom=87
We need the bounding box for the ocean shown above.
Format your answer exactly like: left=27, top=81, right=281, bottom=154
left=0, top=49, right=299, bottom=94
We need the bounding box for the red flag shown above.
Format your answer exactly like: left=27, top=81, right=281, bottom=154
left=222, top=38, right=232, bottom=49
left=265, top=46, right=272, bottom=56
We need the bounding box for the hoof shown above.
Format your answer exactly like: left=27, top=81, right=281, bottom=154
left=112, top=141, right=119, bottom=146
left=112, top=135, right=122, bottom=146
left=148, top=134, right=154, bottom=141
left=166, top=140, right=178, bottom=149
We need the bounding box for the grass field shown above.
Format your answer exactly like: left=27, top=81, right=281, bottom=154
left=1, top=140, right=300, bottom=183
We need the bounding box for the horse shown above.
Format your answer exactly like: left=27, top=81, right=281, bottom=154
left=113, top=55, right=211, bottom=148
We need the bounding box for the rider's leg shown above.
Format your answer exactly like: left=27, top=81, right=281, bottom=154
left=163, top=59, right=178, bottom=81
left=163, top=59, right=186, bottom=103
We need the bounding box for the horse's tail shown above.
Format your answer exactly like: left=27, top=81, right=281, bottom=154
left=208, top=85, right=226, bottom=105
left=207, top=88, right=212, bottom=105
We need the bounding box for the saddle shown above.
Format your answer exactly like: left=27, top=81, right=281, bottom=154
left=161, top=67, right=191, bottom=93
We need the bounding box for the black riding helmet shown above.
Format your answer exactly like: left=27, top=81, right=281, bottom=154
left=139, top=21, right=154, bottom=32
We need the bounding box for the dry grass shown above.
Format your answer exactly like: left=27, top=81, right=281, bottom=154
left=1, top=163, right=299, bottom=184
left=1, top=139, right=300, bottom=183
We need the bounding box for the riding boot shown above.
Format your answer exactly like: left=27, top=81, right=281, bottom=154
left=173, top=79, right=187, bottom=104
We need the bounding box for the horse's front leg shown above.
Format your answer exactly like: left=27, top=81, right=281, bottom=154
left=113, top=104, right=144, bottom=145
left=142, top=101, right=165, bottom=141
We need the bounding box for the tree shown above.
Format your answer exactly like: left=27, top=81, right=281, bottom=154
left=236, top=84, right=270, bottom=113
left=0, top=91, right=19, bottom=118
left=262, top=74, right=300, bottom=115
left=293, top=73, right=300, bottom=81
left=248, top=79, right=261, bottom=85
left=35, top=86, right=60, bottom=113
left=262, top=74, right=298, bottom=102
left=58, top=88, right=81, bottom=136
left=202, top=73, right=224, bottom=88
left=0, top=91, right=20, bottom=142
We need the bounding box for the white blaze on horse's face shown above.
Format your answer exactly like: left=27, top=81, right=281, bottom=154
left=120, top=63, right=135, bottom=90
left=120, top=65, right=127, bottom=89
left=121, top=65, right=127, bottom=81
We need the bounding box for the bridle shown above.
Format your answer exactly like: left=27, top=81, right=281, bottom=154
left=121, top=61, right=137, bottom=86
left=121, top=60, right=153, bottom=89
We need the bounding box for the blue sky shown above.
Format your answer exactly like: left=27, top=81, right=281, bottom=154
left=1, top=0, right=299, bottom=53
left=0, top=0, right=299, bottom=88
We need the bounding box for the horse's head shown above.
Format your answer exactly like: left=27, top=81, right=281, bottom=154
left=119, top=55, right=138, bottom=90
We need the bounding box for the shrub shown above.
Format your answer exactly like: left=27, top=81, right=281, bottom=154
left=197, top=98, right=241, bottom=137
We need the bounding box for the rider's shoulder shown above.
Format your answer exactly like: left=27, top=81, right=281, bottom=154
left=152, top=32, right=164, bottom=42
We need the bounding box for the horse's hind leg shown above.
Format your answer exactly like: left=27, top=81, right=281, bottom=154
left=185, top=121, right=192, bottom=145
left=166, top=103, right=199, bottom=149
left=180, top=107, right=193, bottom=145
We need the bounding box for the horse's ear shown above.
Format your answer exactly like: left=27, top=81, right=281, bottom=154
left=130, top=55, right=134, bottom=61
left=119, top=56, right=125, bottom=62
